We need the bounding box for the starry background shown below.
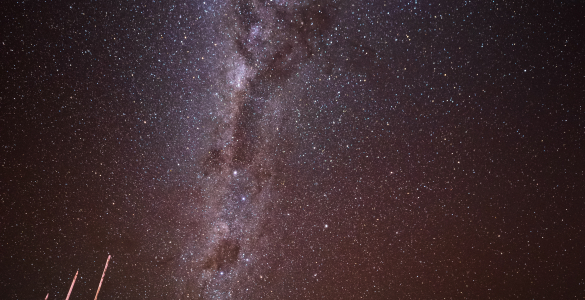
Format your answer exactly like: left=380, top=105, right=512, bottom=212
left=1, top=0, right=584, bottom=299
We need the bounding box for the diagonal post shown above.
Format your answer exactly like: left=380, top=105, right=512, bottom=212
left=93, top=255, right=111, bottom=300
left=65, top=270, right=78, bottom=300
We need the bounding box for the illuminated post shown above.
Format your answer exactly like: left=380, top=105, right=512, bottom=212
left=93, top=255, right=111, bottom=300
left=64, top=270, right=78, bottom=300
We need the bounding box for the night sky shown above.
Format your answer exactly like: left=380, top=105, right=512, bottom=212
left=1, top=0, right=584, bottom=299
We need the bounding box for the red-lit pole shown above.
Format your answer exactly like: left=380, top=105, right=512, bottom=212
left=93, top=255, right=111, bottom=300
left=64, top=270, right=78, bottom=300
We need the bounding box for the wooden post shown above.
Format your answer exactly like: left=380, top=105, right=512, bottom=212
left=93, top=255, right=111, bottom=300
left=65, top=270, right=78, bottom=300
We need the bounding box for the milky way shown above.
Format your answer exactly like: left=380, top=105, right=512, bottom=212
left=175, top=1, right=338, bottom=298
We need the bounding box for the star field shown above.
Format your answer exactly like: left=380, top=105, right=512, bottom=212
left=1, top=0, right=583, bottom=299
